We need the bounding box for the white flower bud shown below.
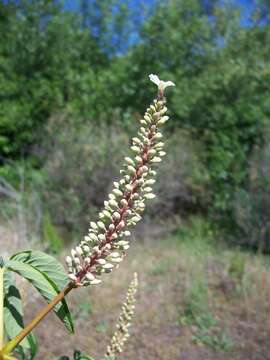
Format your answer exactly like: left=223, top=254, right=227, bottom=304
left=110, top=252, right=120, bottom=258
left=103, top=210, right=112, bottom=218
left=121, top=199, right=129, bottom=207
left=145, top=179, right=156, bottom=185
left=144, top=114, right=152, bottom=123
left=83, top=245, right=90, bottom=253
left=125, top=184, right=133, bottom=192
left=132, top=192, right=139, bottom=200
left=109, top=199, right=118, bottom=208
left=68, top=274, right=77, bottom=282
left=135, top=156, right=143, bottom=164
left=124, top=230, right=131, bottom=236
left=141, top=165, right=148, bottom=173
left=111, top=257, right=123, bottom=263
left=155, top=142, right=164, bottom=149
left=148, top=149, right=156, bottom=157
left=76, top=246, right=83, bottom=256
left=160, top=106, right=168, bottom=114
left=113, top=212, right=121, bottom=220
left=154, top=132, right=163, bottom=139
left=93, top=246, right=101, bottom=254
left=90, top=279, right=102, bottom=285
left=157, top=116, right=169, bottom=125
left=117, top=240, right=129, bottom=246
left=86, top=273, right=95, bottom=281
left=90, top=222, right=98, bottom=230
left=132, top=137, right=141, bottom=144
left=131, top=216, right=141, bottom=223
left=97, top=259, right=106, bottom=265
left=131, top=146, right=140, bottom=153
left=138, top=202, right=145, bottom=208
left=143, top=137, right=150, bottom=145
left=113, top=189, right=123, bottom=197
left=109, top=193, right=116, bottom=200
left=98, top=234, right=106, bottom=241
left=117, top=220, right=125, bottom=230
left=127, top=165, right=136, bottom=175
left=144, top=193, right=156, bottom=199
left=143, top=187, right=152, bottom=192
left=125, top=157, right=135, bottom=166
left=109, top=223, right=115, bottom=231
left=89, top=233, right=98, bottom=241
left=71, top=249, right=77, bottom=258
left=151, top=157, right=162, bottom=163
left=97, top=221, right=106, bottom=230
left=65, top=256, right=72, bottom=264
left=103, top=263, right=114, bottom=270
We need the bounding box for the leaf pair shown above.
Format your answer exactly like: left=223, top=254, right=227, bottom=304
left=4, top=250, right=74, bottom=358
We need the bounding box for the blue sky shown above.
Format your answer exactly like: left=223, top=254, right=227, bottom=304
left=64, top=0, right=256, bottom=12
left=64, top=0, right=256, bottom=24
left=62, top=0, right=257, bottom=51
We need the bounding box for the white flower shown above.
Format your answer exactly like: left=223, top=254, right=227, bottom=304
left=149, top=74, right=175, bottom=94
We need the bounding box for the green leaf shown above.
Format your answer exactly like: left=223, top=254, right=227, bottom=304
left=3, top=272, right=38, bottom=359
left=5, top=258, right=74, bottom=334
left=74, top=350, right=95, bottom=360
left=10, top=250, right=68, bottom=290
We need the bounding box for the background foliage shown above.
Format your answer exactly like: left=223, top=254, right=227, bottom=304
left=1, top=0, right=270, bottom=248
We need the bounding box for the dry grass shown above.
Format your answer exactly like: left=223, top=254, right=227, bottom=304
left=16, top=222, right=270, bottom=360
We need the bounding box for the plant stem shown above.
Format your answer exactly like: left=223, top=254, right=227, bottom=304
left=0, top=266, right=4, bottom=349
left=1, top=281, right=75, bottom=356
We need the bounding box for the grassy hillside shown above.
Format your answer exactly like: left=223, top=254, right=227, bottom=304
left=21, top=218, right=270, bottom=360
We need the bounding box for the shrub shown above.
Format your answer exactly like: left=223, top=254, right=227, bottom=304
left=40, top=112, right=131, bottom=236
left=233, top=132, right=270, bottom=250
left=40, top=114, right=205, bottom=237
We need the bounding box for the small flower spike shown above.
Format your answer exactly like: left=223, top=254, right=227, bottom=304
left=106, top=273, right=138, bottom=358
left=149, top=74, right=175, bottom=99
left=66, top=74, right=175, bottom=286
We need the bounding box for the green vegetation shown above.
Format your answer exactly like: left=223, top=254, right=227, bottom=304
left=42, top=213, right=64, bottom=253
left=1, top=0, right=270, bottom=249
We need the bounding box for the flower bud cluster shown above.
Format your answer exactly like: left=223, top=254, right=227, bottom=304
left=106, top=273, right=138, bottom=358
left=66, top=77, right=173, bottom=286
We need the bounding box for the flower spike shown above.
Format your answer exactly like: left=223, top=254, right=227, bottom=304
left=106, top=273, right=138, bottom=358
left=66, top=74, right=175, bottom=287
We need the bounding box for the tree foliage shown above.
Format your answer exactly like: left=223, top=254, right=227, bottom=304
left=1, top=0, right=270, bottom=236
